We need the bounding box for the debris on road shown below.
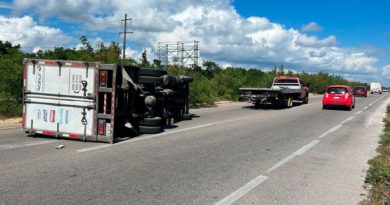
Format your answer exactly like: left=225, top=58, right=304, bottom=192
left=55, top=144, right=65, bottom=149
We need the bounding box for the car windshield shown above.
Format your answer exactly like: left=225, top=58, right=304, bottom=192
left=327, top=87, right=347, bottom=94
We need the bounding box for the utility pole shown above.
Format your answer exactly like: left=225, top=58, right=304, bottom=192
left=120, top=14, right=133, bottom=63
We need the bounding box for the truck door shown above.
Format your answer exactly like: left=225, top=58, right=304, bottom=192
left=23, top=60, right=97, bottom=140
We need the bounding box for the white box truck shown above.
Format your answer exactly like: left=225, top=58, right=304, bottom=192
left=370, top=81, right=382, bottom=94
left=22, top=59, right=193, bottom=143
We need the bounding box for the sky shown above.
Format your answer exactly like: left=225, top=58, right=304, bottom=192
left=0, top=0, right=389, bottom=86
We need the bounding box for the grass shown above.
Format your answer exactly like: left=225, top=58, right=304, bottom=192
left=361, top=105, right=390, bottom=205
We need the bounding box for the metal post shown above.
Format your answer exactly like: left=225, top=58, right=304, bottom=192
left=120, top=14, right=133, bottom=64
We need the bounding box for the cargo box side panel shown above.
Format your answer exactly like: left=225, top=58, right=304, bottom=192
left=24, top=99, right=95, bottom=137
left=25, top=62, right=96, bottom=97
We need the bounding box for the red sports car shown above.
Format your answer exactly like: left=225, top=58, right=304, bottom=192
left=322, top=85, right=355, bottom=111
left=353, top=86, right=367, bottom=97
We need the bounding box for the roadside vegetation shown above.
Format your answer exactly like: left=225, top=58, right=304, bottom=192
left=0, top=38, right=367, bottom=118
left=361, top=105, right=390, bottom=204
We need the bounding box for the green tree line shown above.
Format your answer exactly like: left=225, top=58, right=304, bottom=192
left=0, top=37, right=367, bottom=117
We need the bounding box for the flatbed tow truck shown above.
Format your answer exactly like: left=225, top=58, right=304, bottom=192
left=240, top=76, right=309, bottom=108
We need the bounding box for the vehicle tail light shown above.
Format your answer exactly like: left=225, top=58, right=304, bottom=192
left=100, top=71, right=107, bottom=87
left=325, top=93, right=329, bottom=98
left=345, top=93, right=349, bottom=99
left=98, top=120, right=106, bottom=135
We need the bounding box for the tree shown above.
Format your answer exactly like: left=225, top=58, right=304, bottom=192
left=203, top=60, right=221, bottom=78
left=0, top=41, right=21, bottom=55
left=140, top=49, right=150, bottom=68
left=0, top=41, right=24, bottom=117
left=79, top=36, right=93, bottom=52
left=153, top=59, right=162, bottom=68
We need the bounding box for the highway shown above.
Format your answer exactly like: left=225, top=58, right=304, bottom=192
left=0, top=93, right=389, bottom=205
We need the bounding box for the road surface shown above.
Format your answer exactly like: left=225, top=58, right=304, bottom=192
left=0, top=93, right=389, bottom=205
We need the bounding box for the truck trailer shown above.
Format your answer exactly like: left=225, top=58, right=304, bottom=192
left=22, top=59, right=193, bottom=143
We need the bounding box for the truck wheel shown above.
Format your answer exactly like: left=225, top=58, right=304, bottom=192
left=139, top=76, right=163, bottom=84
left=139, top=125, right=162, bottom=134
left=303, top=94, right=309, bottom=104
left=139, top=117, right=162, bottom=126
left=139, top=69, right=167, bottom=77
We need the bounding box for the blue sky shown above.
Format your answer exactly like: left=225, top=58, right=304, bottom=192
left=0, top=0, right=389, bottom=85
left=233, top=0, right=390, bottom=66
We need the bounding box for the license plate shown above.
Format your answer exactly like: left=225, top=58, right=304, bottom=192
left=334, top=96, right=340, bottom=99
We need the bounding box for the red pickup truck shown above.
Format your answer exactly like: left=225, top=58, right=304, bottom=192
left=240, top=76, right=310, bottom=108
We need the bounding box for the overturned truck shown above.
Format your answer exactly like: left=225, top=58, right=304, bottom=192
left=22, top=59, right=193, bottom=143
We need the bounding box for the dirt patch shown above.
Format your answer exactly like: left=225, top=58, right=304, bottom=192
left=0, top=117, right=22, bottom=124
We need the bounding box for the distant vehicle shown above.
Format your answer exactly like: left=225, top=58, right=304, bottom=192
left=370, top=81, right=382, bottom=94
left=239, top=76, right=309, bottom=108
left=353, top=86, right=367, bottom=97
left=323, top=85, right=355, bottom=111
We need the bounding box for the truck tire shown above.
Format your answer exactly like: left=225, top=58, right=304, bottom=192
left=303, top=94, right=309, bottom=104
left=139, top=69, right=167, bottom=77
left=139, top=76, right=163, bottom=84
left=139, top=117, right=162, bottom=126
left=139, top=125, right=162, bottom=134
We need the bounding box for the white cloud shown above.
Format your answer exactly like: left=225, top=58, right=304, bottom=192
left=383, top=65, right=390, bottom=75
left=8, top=0, right=381, bottom=78
left=301, top=22, right=322, bottom=32
left=0, top=15, right=71, bottom=51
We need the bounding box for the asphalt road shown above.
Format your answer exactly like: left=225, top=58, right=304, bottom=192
left=1, top=93, right=389, bottom=205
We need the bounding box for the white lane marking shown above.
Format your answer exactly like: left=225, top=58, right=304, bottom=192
left=78, top=116, right=256, bottom=153
left=341, top=116, right=355, bottom=124
left=355, top=111, right=363, bottom=115
left=329, top=124, right=343, bottom=133
left=368, top=103, right=373, bottom=106
left=0, top=140, right=56, bottom=151
left=214, top=95, right=389, bottom=204
left=76, top=144, right=112, bottom=153
left=266, top=140, right=321, bottom=173
left=363, top=106, right=368, bottom=110
left=318, top=125, right=342, bottom=139
left=294, top=140, right=320, bottom=155
left=214, top=175, right=268, bottom=205
left=78, top=123, right=213, bottom=153
left=266, top=153, right=297, bottom=173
